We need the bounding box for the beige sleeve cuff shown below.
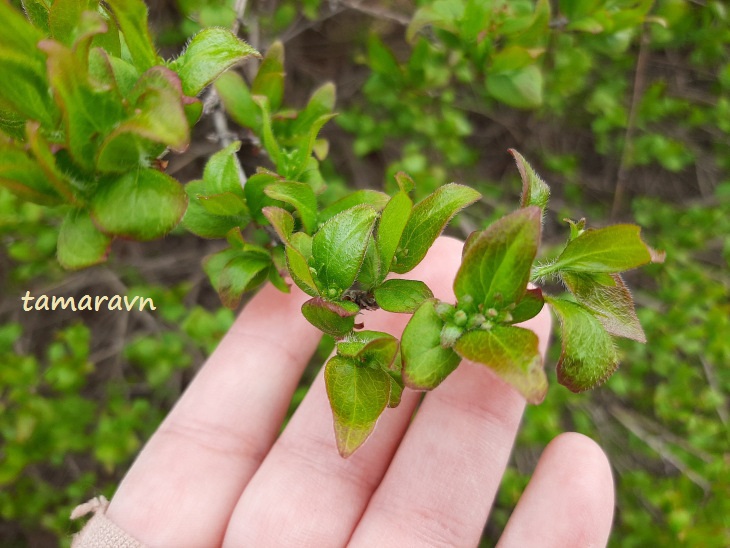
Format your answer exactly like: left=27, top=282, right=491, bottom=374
left=70, top=496, right=146, bottom=548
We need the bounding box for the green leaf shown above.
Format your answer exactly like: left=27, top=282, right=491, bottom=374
left=26, top=122, right=76, bottom=203
left=394, top=171, right=415, bottom=193
left=550, top=225, right=659, bottom=274
left=262, top=206, right=294, bottom=244
left=244, top=170, right=283, bottom=225
left=325, top=355, right=391, bottom=457
left=546, top=296, right=619, bottom=393
left=287, top=113, right=336, bottom=180
left=486, top=65, right=543, bottom=110
left=510, top=287, right=545, bottom=324
left=198, top=192, right=248, bottom=216
left=561, top=272, right=646, bottom=342
left=21, top=1, right=51, bottom=34
left=387, top=369, right=404, bottom=408
left=49, top=0, right=96, bottom=46
left=202, top=141, right=242, bottom=194
left=392, top=183, right=481, bottom=274
left=373, top=279, right=433, bottom=313
left=215, top=71, right=260, bottom=131
left=454, top=207, right=541, bottom=308
left=40, top=38, right=125, bottom=171
left=0, top=139, right=61, bottom=205
left=96, top=67, right=190, bottom=171
left=0, top=49, right=55, bottom=127
left=336, top=330, right=398, bottom=370
left=168, top=27, right=259, bottom=96
left=302, top=298, right=360, bottom=338
left=357, top=235, right=382, bottom=290
left=91, top=168, right=187, bottom=240
left=57, top=208, right=112, bottom=270
left=265, top=182, right=318, bottom=234
left=251, top=41, right=284, bottom=112
left=252, top=96, right=282, bottom=167
left=401, top=299, right=461, bottom=390
left=215, top=252, right=271, bottom=308
left=376, top=190, right=413, bottom=280
left=454, top=326, right=547, bottom=404
left=285, top=233, right=319, bottom=297
left=510, top=149, right=550, bottom=212
left=182, top=180, right=245, bottom=238
left=311, top=205, right=378, bottom=297
left=318, top=189, right=389, bottom=225
left=293, top=82, right=336, bottom=136
left=105, top=0, right=160, bottom=71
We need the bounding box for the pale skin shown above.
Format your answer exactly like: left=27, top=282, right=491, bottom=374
left=105, top=237, right=615, bottom=547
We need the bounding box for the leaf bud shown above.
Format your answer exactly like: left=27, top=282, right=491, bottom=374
left=434, top=301, right=455, bottom=320
left=487, top=307, right=498, bottom=318
left=467, top=313, right=486, bottom=329
left=453, top=310, right=468, bottom=326
left=501, top=311, right=513, bottom=323
left=480, top=321, right=494, bottom=331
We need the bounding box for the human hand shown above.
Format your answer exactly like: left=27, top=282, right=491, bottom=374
left=100, top=237, right=614, bottom=547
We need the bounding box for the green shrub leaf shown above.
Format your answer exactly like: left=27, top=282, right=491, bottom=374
left=57, top=208, right=112, bottom=270
left=105, top=0, right=160, bottom=71
left=318, top=190, right=389, bottom=225
left=454, top=326, right=547, bottom=404
left=182, top=180, right=246, bottom=238
left=401, top=299, right=461, bottom=390
left=215, top=252, right=271, bottom=309
left=244, top=170, right=284, bottom=225
left=215, top=71, right=260, bottom=131
left=91, top=168, right=187, bottom=240
left=336, top=330, right=399, bottom=370
left=302, top=298, right=360, bottom=338
left=264, top=182, right=318, bottom=234
left=324, top=355, right=391, bottom=457
left=392, top=183, right=481, bottom=274
left=454, top=206, right=541, bottom=308
left=251, top=41, right=284, bottom=111
left=262, top=206, right=294, bottom=244
left=551, top=224, right=659, bottom=274
left=376, top=190, right=413, bottom=279
left=168, top=28, right=259, bottom=96
left=510, top=149, right=550, bottom=212
left=285, top=234, right=319, bottom=297
left=486, top=65, right=543, bottom=109
left=510, top=287, right=545, bottom=324
left=546, top=296, right=619, bottom=393
left=311, top=205, right=378, bottom=298
left=0, top=141, right=61, bottom=205
left=561, top=271, right=646, bottom=342
left=373, top=279, right=433, bottom=313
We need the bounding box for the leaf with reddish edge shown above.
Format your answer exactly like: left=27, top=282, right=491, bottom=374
left=302, top=298, right=360, bottom=338
left=454, top=325, right=547, bottom=404
left=265, top=182, right=318, bottom=234
left=510, top=287, right=545, bottom=324
left=0, top=138, right=61, bottom=206
left=57, top=208, right=112, bottom=270
left=510, top=149, right=550, bottom=212
left=561, top=271, right=646, bottom=342
left=216, top=252, right=271, bottom=309
left=392, top=183, right=481, bottom=274
left=376, top=189, right=413, bottom=280
left=546, top=296, right=619, bottom=393
left=325, top=354, right=391, bottom=457
left=262, top=206, right=294, bottom=245
left=90, top=168, right=187, bottom=240
left=454, top=206, right=541, bottom=308
left=285, top=232, right=319, bottom=297
left=401, top=299, right=461, bottom=390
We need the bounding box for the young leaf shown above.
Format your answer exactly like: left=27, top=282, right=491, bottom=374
left=336, top=330, right=397, bottom=360
left=510, top=287, right=545, bottom=324
left=550, top=225, right=660, bottom=274
left=392, top=183, right=481, bottom=274
left=546, top=296, right=619, bottom=393
left=202, top=141, right=243, bottom=194
left=301, top=298, right=359, bottom=338
left=454, top=206, right=541, bottom=308
left=168, top=28, right=259, bottom=96
left=285, top=243, right=319, bottom=297
left=214, top=71, right=260, bottom=131
left=510, top=149, right=550, bottom=212
left=26, top=122, right=75, bottom=203
left=357, top=235, right=382, bottom=290
left=197, top=193, right=249, bottom=217
left=373, top=279, right=434, bottom=313
left=561, top=271, right=646, bottom=342
left=318, top=190, right=389, bottom=225
left=21, top=0, right=51, bottom=34
left=0, top=51, right=55, bottom=127
left=0, top=141, right=61, bottom=205
left=245, top=170, right=284, bottom=225
left=486, top=65, right=543, bottom=110
left=311, top=205, right=378, bottom=298
left=57, top=208, right=112, bottom=270
left=251, top=41, right=285, bottom=112
left=262, top=206, right=294, bottom=244
left=401, top=299, right=461, bottom=390
left=387, top=370, right=404, bottom=408
left=182, top=180, right=246, bottom=238
left=453, top=326, right=547, bottom=404
left=216, top=252, right=271, bottom=309
left=293, top=82, right=336, bottom=136
left=91, top=168, right=187, bottom=240
left=325, top=355, right=391, bottom=457
left=376, top=190, right=413, bottom=279
left=105, top=0, right=160, bottom=71
left=252, top=96, right=282, bottom=167
left=264, top=182, right=317, bottom=234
